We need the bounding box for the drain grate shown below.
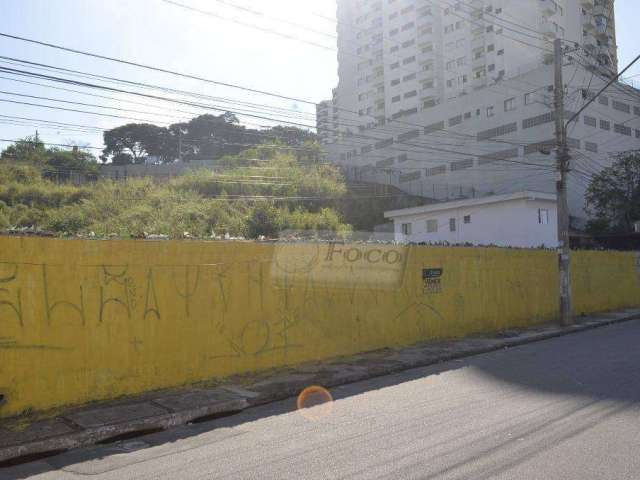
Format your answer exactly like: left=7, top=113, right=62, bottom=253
left=189, top=409, right=243, bottom=425
left=0, top=449, right=68, bottom=468
left=96, top=427, right=165, bottom=445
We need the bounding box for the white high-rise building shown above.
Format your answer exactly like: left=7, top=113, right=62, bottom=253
left=319, top=0, right=638, bottom=224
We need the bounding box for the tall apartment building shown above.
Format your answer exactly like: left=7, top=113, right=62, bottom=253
left=316, top=88, right=340, bottom=144
left=319, top=0, right=636, bottom=223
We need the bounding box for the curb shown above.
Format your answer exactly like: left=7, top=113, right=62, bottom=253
left=1, top=309, right=639, bottom=467
left=0, top=395, right=247, bottom=465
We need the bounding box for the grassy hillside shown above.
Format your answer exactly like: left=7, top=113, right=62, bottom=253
left=0, top=146, right=351, bottom=239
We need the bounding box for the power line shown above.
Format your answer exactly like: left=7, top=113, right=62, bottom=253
left=0, top=59, right=546, bottom=164
left=0, top=37, right=549, bottom=160
left=0, top=64, right=317, bottom=128
left=0, top=138, right=102, bottom=150
left=0, top=31, right=318, bottom=106
left=202, top=0, right=337, bottom=40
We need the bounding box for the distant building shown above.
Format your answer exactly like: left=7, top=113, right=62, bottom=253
left=384, top=191, right=557, bottom=247
left=634, top=221, right=640, bottom=234
left=316, top=88, right=340, bottom=144
left=320, top=0, right=638, bottom=225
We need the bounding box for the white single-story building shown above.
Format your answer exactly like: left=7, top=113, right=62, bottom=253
left=384, top=191, right=558, bottom=248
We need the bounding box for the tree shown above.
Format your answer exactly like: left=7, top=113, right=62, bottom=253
left=43, top=148, right=99, bottom=181
left=172, top=113, right=248, bottom=161
left=585, top=150, right=640, bottom=233
left=101, top=124, right=171, bottom=164
left=0, top=135, right=47, bottom=164
left=266, top=126, right=317, bottom=146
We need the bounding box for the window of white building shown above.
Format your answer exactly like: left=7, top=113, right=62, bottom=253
left=538, top=209, right=549, bottom=225
left=426, top=219, right=438, bottom=233
left=504, top=97, right=516, bottom=111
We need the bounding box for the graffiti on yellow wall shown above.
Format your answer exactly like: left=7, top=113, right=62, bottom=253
left=0, top=236, right=638, bottom=418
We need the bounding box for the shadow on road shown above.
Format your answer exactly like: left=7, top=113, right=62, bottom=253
left=4, top=320, right=640, bottom=479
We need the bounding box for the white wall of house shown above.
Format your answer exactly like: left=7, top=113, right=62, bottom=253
left=385, top=192, right=558, bottom=247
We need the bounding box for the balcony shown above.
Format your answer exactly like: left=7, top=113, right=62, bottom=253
left=417, top=50, right=435, bottom=63
left=472, top=53, right=486, bottom=67
left=582, top=17, right=596, bottom=33
left=595, top=29, right=610, bottom=40
left=471, top=35, right=485, bottom=50
left=593, top=3, right=611, bottom=16
left=420, top=83, right=436, bottom=95
left=540, top=21, right=559, bottom=38
left=540, top=0, right=557, bottom=16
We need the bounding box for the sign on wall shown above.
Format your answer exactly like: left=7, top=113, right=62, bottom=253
left=423, top=268, right=443, bottom=294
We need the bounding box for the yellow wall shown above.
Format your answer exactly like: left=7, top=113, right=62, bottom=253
left=0, top=237, right=638, bottom=417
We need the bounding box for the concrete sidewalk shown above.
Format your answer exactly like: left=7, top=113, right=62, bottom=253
left=2, top=308, right=640, bottom=466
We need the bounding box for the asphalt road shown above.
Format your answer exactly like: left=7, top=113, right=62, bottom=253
left=4, top=320, right=640, bottom=480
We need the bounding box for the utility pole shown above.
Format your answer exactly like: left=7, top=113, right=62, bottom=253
left=553, top=38, right=572, bottom=326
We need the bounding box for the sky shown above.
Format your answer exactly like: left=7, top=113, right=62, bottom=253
left=0, top=0, right=638, bottom=157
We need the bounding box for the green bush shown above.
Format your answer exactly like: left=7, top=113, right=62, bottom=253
left=45, top=205, right=91, bottom=234
left=10, top=205, right=49, bottom=229
left=0, top=208, right=9, bottom=230
left=247, top=203, right=283, bottom=239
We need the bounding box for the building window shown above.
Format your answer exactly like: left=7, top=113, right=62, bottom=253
left=600, top=119, right=610, bottom=131
left=585, top=141, right=598, bottom=153
left=538, top=209, right=549, bottom=225
left=464, top=215, right=471, bottom=224
left=504, top=97, right=516, bottom=111
left=401, top=223, right=412, bottom=235
left=426, top=219, right=438, bottom=233
left=584, top=116, right=597, bottom=127
left=612, top=100, right=630, bottom=113
left=449, top=218, right=457, bottom=232
left=487, top=106, right=495, bottom=117
left=401, top=22, right=415, bottom=31
left=614, top=123, right=632, bottom=136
